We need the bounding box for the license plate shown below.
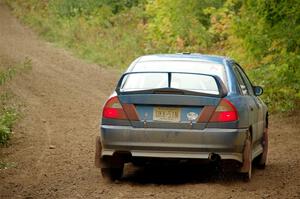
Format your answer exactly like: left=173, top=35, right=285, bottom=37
left=153, top=107, right=181, bottom=122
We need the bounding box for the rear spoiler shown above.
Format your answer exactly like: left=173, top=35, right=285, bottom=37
left=115, top=71, right=228, bottom=98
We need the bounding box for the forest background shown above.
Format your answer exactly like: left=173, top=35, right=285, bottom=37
left=5, top=0, right=300, bottom=113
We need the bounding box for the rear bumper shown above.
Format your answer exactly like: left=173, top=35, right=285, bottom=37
left=100, top=125, right=248, bottom=163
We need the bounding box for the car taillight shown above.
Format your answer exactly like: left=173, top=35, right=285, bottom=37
left=209, top=98, right=238, bottom=122
left=102, top=96, right=127, bottom=120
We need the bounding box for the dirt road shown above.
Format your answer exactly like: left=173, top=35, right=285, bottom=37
left=0, top=2, right=299, bottom=199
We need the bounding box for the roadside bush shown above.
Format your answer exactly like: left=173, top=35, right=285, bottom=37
left=230, top=0, right=300, bottom=112
left=0, top=67, right=16, bottom=86
left=0, top=58, right=31, bottom=145
left=0, top=108, right=17, bottom=145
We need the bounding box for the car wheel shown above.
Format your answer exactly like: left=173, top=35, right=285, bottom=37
left=132, top=158, right=146, bottom=167
left=101, top=166, right=124, bottom=182
left=241, top=135, right=252, bottom=182
left=254, top=154, right=265, bottom=169
left=242, top=163, right=252, bottom=182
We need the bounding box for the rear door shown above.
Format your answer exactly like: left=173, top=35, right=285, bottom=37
left=116, top=72, right=227, bottom=130
left=235, top=64, right=265, bottom=140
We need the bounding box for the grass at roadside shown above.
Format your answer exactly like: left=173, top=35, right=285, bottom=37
left=0, top=160, right=16, bottom=170
left=0, top=107, right=17, bottom=145
left=0, top=57, right=32, bottom=146
left=5, top=0, right=146, bottom=71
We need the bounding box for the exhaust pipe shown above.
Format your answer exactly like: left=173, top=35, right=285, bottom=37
left=208, top=153, right=221, bottom=162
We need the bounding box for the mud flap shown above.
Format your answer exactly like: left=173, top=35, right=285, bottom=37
left=95, top=136, right=102, bottom=168
left=260, top=128, right=268, bottom=165
left=240, top=133, right=251, bottom=173
left=95, top=136, right=110, bottom=168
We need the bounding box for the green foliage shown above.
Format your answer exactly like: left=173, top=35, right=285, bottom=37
left=5, top=0, right=299, bottom=112
left=0, top=58, right=30, bottom=145
left=50, top=0, right=101, bottom=17
left=49, top=0, right=143, bottom=17
left=0, top=57, right=31, bottom=86
left=0, top=67, right=16, bottom=86
left=205, top=0, right=242, bottom=46
left=98, top=0, right=143, bottom=14
left=248, top=62, right=300, bottom=112
left=0, top=161, right=16, bottom=170
left=146, top=0, right=223, bottom=52
left=228, top=0, right=300, bottom=112
left=0, top=108, right=17, bottom=146
left=6, top=0, right=146, bottom=69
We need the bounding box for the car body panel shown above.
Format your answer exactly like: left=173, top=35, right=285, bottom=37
left=118, top=94, right=220, bottom=106
left=100, top=125, right=249, bottom=162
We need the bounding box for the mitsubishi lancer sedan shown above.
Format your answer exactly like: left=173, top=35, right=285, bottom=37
left=95, top=53, right=268, bottom=182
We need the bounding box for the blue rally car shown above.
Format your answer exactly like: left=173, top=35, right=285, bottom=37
left=95, top=53, right=268, bottom=181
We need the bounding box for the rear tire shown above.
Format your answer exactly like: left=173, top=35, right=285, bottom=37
left=100, top=156, right=124, bottom=182
left=101, top=167, right=124, bottom=182
left=254, top=154, right=266, bottom=169
left=132, top=158, right=146, bottom=167
left=241, top=162, right=252, bottom=182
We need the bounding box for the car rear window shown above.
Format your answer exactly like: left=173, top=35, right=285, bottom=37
left=171, top=73, right=218, bottom=94
left=132, top=60, right=226, bottom=83
left=120, top=72, right=219, bottom=95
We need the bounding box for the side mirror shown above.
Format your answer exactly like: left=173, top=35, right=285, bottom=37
left=253, top=86, right=263, bottom=96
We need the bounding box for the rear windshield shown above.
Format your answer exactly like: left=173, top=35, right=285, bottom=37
left=132, top=60, right=226, bottom=83
left=120, top=72, right=219, bottom=95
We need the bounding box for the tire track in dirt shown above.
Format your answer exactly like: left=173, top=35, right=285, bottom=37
left=0, top=2, right=299, bottom=199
